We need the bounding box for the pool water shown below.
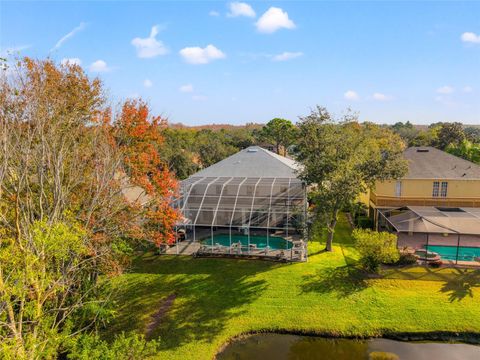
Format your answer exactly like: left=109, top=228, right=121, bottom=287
left=201, top=234, right=292, bottom=250
left=426, top=245, right=480, bottom=262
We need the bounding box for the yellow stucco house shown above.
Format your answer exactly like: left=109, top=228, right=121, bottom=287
left=365, top=147, right=480, bottom=265
left=368, top=146, right=480, bottom=223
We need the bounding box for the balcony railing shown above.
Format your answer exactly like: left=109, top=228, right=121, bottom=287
left=370, top=192, right=480, bottom=208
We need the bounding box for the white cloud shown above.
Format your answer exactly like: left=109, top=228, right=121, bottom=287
left=372, top=92, right=392, bottom=101
left=227, top=2, right=256, bottom=18
left=89, top=60, right=110, bottom=73
left=463, top=86, right=473, bottom=93
left=272, top=51, right=303, bottom=61
left=179, top=84, right=194, bottom=93
left=256, top=7, right=295, bottom=34
left=192, top=95, right=208, bottom=101
left=179, top=44, right=226, bottom=64
left=461, top=32, right=480, bottom=44
left=344, top=90, right=359, bottom=101
left=143, top=79, right=153, bottom=88
left=209, top=10, right=220, bottom=17
left=61, top=58, right=82, bottom=66
left=131, top=25, right=169, bottom=58
left=51, top=22, right=86, bottom=52
left=436, top=85, right=454, bottom=94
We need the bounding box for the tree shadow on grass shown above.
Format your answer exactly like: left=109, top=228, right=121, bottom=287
left=308, top=248, right=328, bottom=257
left=106, top=254, right=280, bottom=351
left=383, top=265, right=480, bottom=303
left=439, top=268, right=480, bottom=302
left=300, top=265, right=369, bottom=298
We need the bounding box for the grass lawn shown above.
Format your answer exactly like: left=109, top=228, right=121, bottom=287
left=106, top=214, right=480, bottom=359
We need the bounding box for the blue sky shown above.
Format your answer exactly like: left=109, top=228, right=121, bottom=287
left=1, top=1, right=479, bottom=125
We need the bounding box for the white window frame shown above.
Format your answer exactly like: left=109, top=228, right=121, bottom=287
left=440, top=181, right=448, bottom=198
left=395, top=180, right=402, bottom=197
left=432, top=181, right=440, bottom=197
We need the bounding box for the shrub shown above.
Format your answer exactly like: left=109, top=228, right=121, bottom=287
left=356, top=216, right=374, bottom=229
left=396, top=253, right=418, bottom=265
left=369, top=351, right=400, bottom=360
left=353, top=229, right=400, bottom=273
left=429, top=260, right=443, bottom=268
left=66, top=332, right=160, bottom=360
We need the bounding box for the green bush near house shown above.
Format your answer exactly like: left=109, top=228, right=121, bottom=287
left=356, top=216, right=374, bottom=229
left=396, top=253, right=418, bottom=266
left=353, top=229, right=400, bottom=273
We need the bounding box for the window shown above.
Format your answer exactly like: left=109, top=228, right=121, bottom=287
left=395, top=181, right=402, bottom=197
left=440, top=181, right=448, bottom=197
left=432, top=181, right=439, bottom=197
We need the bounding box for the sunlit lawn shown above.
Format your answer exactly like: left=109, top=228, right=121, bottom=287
left=106, top=214, right=480, bottom=359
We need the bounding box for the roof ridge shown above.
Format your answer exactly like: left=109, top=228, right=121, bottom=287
left=252, top=146, right=298, bottom=170
left=190, top=146, right=299, bottom=178
left=404, top=146, right=480, bottom=179
left=408, top=146, right=480, bottom=169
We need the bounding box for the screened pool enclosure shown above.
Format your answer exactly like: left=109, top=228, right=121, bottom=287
left=172, top=147, right=308, bottom=261
left=378, top=206, right=480, bottom=266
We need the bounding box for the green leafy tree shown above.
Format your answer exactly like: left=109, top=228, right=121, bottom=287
left=260, top=118, right=297, bottom=155
left=353, top=229, right=400, bottom=273
left=445, top=139, right=480, bottom=164
left=435, top=122, right=465, bottom=150
left=390, top=121, right=419, bottom=146
left=464, top=126, right=480, bottom=143
left=196, top=129, right=237, bottom=167
left=296, top=106, right=407, bottom=251
left=0, top=221, right=91, bottom=359
left=160, top=128, right=199, bottom=179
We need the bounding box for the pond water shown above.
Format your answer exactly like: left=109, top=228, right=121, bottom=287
left=217, top=333, right=480, bottom=360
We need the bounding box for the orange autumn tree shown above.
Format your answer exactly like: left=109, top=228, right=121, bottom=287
left=113, top=99, right=179, bottom=246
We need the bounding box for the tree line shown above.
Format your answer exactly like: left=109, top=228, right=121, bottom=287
left=160, top=117, right=297, bottom=179
left=389, top=121, right=480, bottom=164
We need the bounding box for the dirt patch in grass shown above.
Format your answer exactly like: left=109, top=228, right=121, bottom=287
left=146, top=293, right=176, bottom=338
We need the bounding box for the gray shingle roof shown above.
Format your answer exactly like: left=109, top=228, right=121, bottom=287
left=404, top=147, right=480, bottom=179
left=192, top=146, right=299, bottom=178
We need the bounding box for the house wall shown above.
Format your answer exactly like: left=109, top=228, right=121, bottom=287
left=367, top=179, right=480, bottom=209
left=374, top=179, right=480, bottom=198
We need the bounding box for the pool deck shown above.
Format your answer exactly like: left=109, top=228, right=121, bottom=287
left=165, top=241, right=201, bottom=255
left=163, top=232, right=307, bottom=262
left=164, top=242, right=306, bottom=262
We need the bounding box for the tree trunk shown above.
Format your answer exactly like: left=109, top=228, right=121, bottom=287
left=325, top=209, right=339, bottom=252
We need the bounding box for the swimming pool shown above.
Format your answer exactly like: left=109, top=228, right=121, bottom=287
left=201, top=234, right=292, bottom=250
left=426, top=245, right=480, bottom=262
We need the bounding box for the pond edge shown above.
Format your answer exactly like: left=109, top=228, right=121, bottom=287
left=214, top=329, right=480, bottom=359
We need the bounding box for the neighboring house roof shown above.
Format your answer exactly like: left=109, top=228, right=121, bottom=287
left=191, top=146, right=299, bottom=178
left=383, top=206, right=480, bottom=235
left=403, top=146, right=480, bottom=179
left=115, top=171, right=150, bottom=205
